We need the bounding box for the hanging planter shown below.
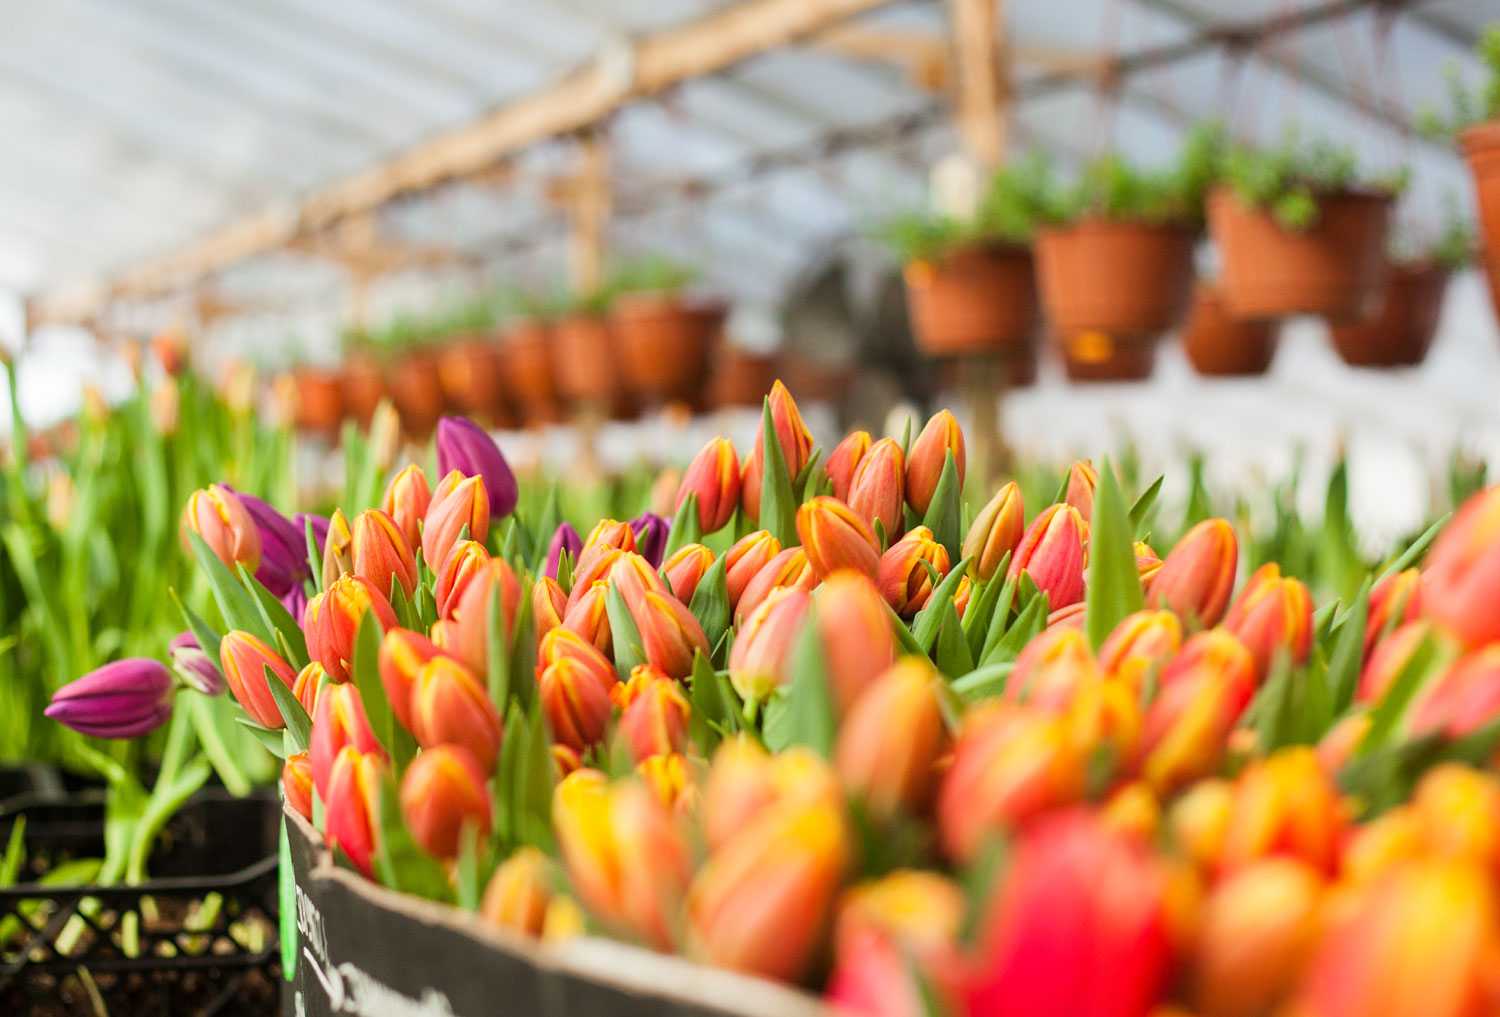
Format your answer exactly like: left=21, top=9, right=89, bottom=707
left=551, top=314, right=622, bottom=406
left=1059, top=330, right=1157, bottom=383
left=339, top=351, right=385, bottom=428
left=1328, top=262, right=1449, bottom=368
left=611, top=295, right=723, bottom=404
left=287, top=366, right=344, bottom=435
left=711, top=348, right=777, bottom=409
left=1461, top=121, right=1500, bottom=317
left=438, top=334, right=507, bottom=423
left=386, top=347, right=447, bottom=438
left=903, top=245, right=1039, bottom=356
left=1035, top=221, right=1198, bottom=339
left=502, top=319, right=560, bottom=425
left=1181, top=282, right=1280, bottom=377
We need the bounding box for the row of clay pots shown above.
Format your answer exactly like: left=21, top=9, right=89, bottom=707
left=1462, top=122, right=1500, bottom=318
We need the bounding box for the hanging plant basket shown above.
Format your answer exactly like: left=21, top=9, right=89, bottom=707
left=1181, top=282, right=1281, bottom=377
left=1328, top=262, right=1449, bottom=368
left=288, top=366, right=344, bottom=435
left=1461, top=121, right=1500, bottom=318
left=1208, top=187, right=1394, bottom=320
left=386, top=348, right=447, bottom=438
left=503, top=319, right=561, bottom=425
left=1059, top=330, right=1157, bottom=383
left=1034, top=220, right=1198, bottom=339
left=551, top=314, right=622, bottom=406
left=903, top=245, right=1039, bottom=356
left=339, top=352, right=385, bottom=428
left=610, top=295, right=723, bottom=404
left=438, top=334, right=508, bottom=424
left=710, top=348, right=777, bottom=409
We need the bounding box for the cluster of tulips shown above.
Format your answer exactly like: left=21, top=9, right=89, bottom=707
left=46, top=381, right=1500, bottom=1017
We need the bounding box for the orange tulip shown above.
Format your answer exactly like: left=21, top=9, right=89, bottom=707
left=963, top=482, right=1025, bottom=582
left=421, top=472, right=489, bottom=575
left=378, top=627, right=448, bottom=732
left=1407, top=643, right=1500, bottom=743
left=411, top=655, right=503, bottom=772
left=283, top=750, right=313, bottom=821
left=564, top=547, right=626, bottom=613
left=539, top=655, right=617, bottom=752
left=825, top=430, right=873, bottom=503
left=447, top=557, right=524, bottom=676
left=1363, top=567, right=1422, bottom=661
left=835, top=659, right=947, bottom=820
left=848, top=437, right=905, bottom=542
left=432, top=539, right=490, bottom=620
left=351, top=508, right=418, bottom=598
left=291, top=661, right=324, bottom=718
left=740, top=380, right=814, bottom=522
left=1222, top=563, right=1314, bottom=680
left=815, top=570, right=897, bottom=713
left=676, top=437, right=741, bottom=534
left=1009, top=503, right=1087, bottom=610
left=1135, top=629, right=1256, bottom=792
left=311, top=681, right=386, bottom=798
left=1005, top=625, right=1102, bottom=711
left=1420, top=484, right=1500, bottom=646
left=576, top=519, right=637, bottom=580
left=905, top=410, right=965, bottom=516
left=613, top=665, right=690, bottom=762
left=1216, top=748, right=1344, bottom=876
left=826, top=870, right=967, bottom=1017
left=323, top=746, right=385, bottom=878
left=181, top=484, right=261, bottom=571
left=701, top=739, right=840, bottom=851
left=400, top=744, right=492, bottom=860
left=1411, top=764, right=1500, bottom=871
left=379, top=464, right=431, bottom=552
left=798, top=496, right=881, bottom=581
left=1357, top=620, right=1433, bottom=704
left=626, top=584, right=711, bottom=681
left=662, top=543, right=715, bottom=605
left=532, top=575, right=568, bottom=644
left=728, top=586, right=812, bottom=701
left=561, top=579, right=612, bottom=656
left=304, top=573, right=399, bottom=683
left=735, top=546, right=816, bottom=624
left=877, top=526, right=951, bottom=619
left=219, top=630, right=298, bottom=729
left=1147, top=518, right=1239, bottom=628
left=480, top=847, right=555, bottom=938
left=1063, top=459, right=1099, bottom=522
left=537, top=626, right=616, bottom=683
left=1099, top=610, right=1184, bottom=690
left=723, top=530, right=782, bottom=612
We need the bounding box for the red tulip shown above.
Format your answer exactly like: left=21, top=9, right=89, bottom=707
left=798, top=496, right=881, bottom=581
left=1421, top=485, right=1500, bottom=646
left=324, top=746, right=385, bottom=877
left=677, top=438, right=741, bottom=534
left=825, top=430, right=873, bottom=503
left=400, top=744, right=492, bottom=859
left=1009, top=504, right=1087, bottom=610
left=1147, top=518, right=1239, bottom=628
left=304, top=574, right=399, bottom=682
left=219, top=630, right=298, bottom=729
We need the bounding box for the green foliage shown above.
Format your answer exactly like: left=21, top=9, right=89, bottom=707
left=876, top=150, right=1057, bottom=262
left=1225, top=127, right=1408, bottom=232
left=607, top=254, right=698, bottom=296
left=1417, top=25, right=1500, bottom=138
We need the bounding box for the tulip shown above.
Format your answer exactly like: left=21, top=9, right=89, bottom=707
left=283, top=750, right=314, bottom=821
left=1411, top=764, right=1500, bottom=870
left=45, top=658, right=175, bottom=739
left=1147, top=518, right=1239, bottom=628
left=964, top=482, right=1025, bottom=582
left=400, top=744, right=493, bottom=860
left=1098, top=610, right=1183, bottom=691
left=291, top=661, right=324, bottom=718
left=1006, top=625, right=1102, bottom=711
left=433, top=539, right=490, bottom=620
left=436, top=415, right=518, bottom=519
left=953, top=575, right=972, bottom=618
left=688, top=798, right=848, bottom=980
left=1100, top=781, right=1161, bottom=842
left=631, top=512, right=670, bottom=569
left=905, top=410, right=965, bottom=516
left=421, top=472, right=489, bottom=574
left=311, top=682, right=386, bottom=798
left=1135, top=630, right=1256, bottom=792
left=539, top=655, right=617, bottom=752
left=1059, top=459, right=1098, bottom=521
left=561, top=579, right=612, bottom=656
left=564, top=548, right=627, bottom=614
left=1316, top=710, right=1372, bottom=776
left=736, top=546, right=816, bottom=624
left=624, top=580, right=711, bottom=681
left=702, top=740, right=841, bottom=851
left=637, top=752, right=694, bottom=813
left=1009, top=503, right=1087, bottom=610
left=1047, top=601, right=1087, bottom=630
left=815, top=571, right=897, bottom=713
left=677, top=438, right=742, bottom=534
left=236, top=491, right=309, bottom=598
left=1215, top=748, right=1343, bottom=876
left=798, top=496, right=881, bottom=581
left=724, top=530, right=782, bottom=612
left=877, top=526, right=950, bottom=618
left=662, top=543, right=715, bottom=604
left=219, top=631, right=299, bottom=729
left=728, top=587, right=812, bottom=701
left=1420, top=484, right=1500, bottom=646
left=1408, top=643, right=1500, bottom=743
left=1134, top=541, right=1164, bottom=585
left=835, top=659, right=947, bottom=820
left=1363, top=567, right=1422, bottom=661
left=1222, top=563, right=1314, bottom=679
left=1191, top=859, right=1324, bottom=1017
left=304, top=574, right=399, bottom=682
left=537, top=627, right=617, bottom=684
left=1169, top=778, right=1233, bottom=873
left=544, top=522, right=583, bottom=582
left=740, top=380, right=814, bottom=522
left=481, top=847, right=555, bottom=938
left=1357, top=620, right=1434, bottom=704
left=848, top=438, right=905, bottom=543
left=320, top=509, right=353, bottom=590
left=613, top=665, right=690, bottom=762
left=552, top=743, right=584, bottom=779
left=1340, top=808, right=1425, bottom=886
left=826, top=870, right=967, bottom=1017
left=181, top=484, right=261, bottom=572
left=448, top=557, right=524, bottom=676
left=378, top=628, right=447, bottom=732
left=379, top=464, right=431, bottom=552
left=168, top=630, right=226, bottom=697
left=533, top=576, right=568, bottom=644
left=324, top=746, right=385, bottom=878
left=351, top=508, right=419, bottom=599
left=825, top=430, right=873, bottom=503
left=411, top=656, right=504, bottom=772
left=577, top=519, right=638, bottom=579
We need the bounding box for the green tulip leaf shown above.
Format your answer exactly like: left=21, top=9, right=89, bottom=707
left=921, top=452, right=963, bottom=563
left=759, top=397, right=798, bottom=546
left=264, top=664, right=311, bottom=753
left=1084, top=458, right=1145, bottom=653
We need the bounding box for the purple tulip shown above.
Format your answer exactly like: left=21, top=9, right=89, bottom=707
left=632, top=512, right=670, bottom=568
left=232, top=491, right=309, bottom=597
left=168, top=631, right=226, bottom=697
left=436, top=416, right=518, bottom=519
left=295, top=513, right=330, bottom=560
left=544, top=522, right=583, bottom=581
left=281, top=585, right=309, bottom=629
left=45, top=659, right=175, bottom=739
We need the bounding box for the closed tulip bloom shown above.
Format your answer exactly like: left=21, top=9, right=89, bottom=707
left=1216, top=748, right=1343, bottom=876
left=481, top=847, right=555, bottom=938
left=311, top=682, right=386, bottom=798
left=411, top=655, right=504, bottom=772
left=181, top=484, right=261, bottom=572
left=1411, top=764, right=1500, bottom=870
left=816, top=571, right=897, bottom=713
left=835, top=660, right=947, bottom=820
left=1099, top=610, right=1183, bottom=690
left=576, top=519, right=637, bottom=580
left=533, top=576, right=568, bottom=644
left=724, top=530, right=782, bottom=612
left=448, top=557, right=524, bottom=676
left=236, top=491, right=309, bottom=598
left=729, top=587, right=812, bottom=701
left=1009, top=503, right=1087, bottom=610
left=677, top=437, right=742, bottom=534
left=433, top=539, right=490, bottom=620
left=662, top=544, right=715, bottom=604
left=1063, top=460, right=1099, bottom=522
left=614, top=665, right=690, bottom=762
left=1340, top=808, right=1426, bottom=887
left=740, top=380, right=814, bottom=522
left=561, top=579, right=613, bottom=656
left=964, top=482, right=1025, bottom=582
left=45, top=658, right=175, bottom=739
left=735, top=546, right=816, bottom=624
left=631, top=512, right=670, bottom=569
left=1363, top=568, right=1422, bottom=661
left=1169, top=778, right=1233, bottom=873
left=291, top=661, right=324, bottom=718
left=953, top=575, right=972, bottom=618
left=552, top=743, right=584, bottom=779
left=436, top=415, right=518, bottom=519
left=1047, top=602, right=1088, bottom=630
left=637, top=752, right=695, bottom=813
left=1408, top=643, right=1500, bottom=742
left=283, top=750, right=314, bottom=821
left=1357, top=620, right=1434, bottom=704
left=630, top=586, right=711, bottom=681
left=543, top=522, right=583, bottom=582
left=1135, top=630, right=1256, bottom=792
left=1005, top=625, right=1102, bottom=711
left=1222, top=563, right=1314, bottom=679
left=1134, top=541, right=1164, bottom=585
left=538, top=627, right=617, bottom=684
left=564, top=548, right=627, bottom=614
left=827, top=870, right=967, bottom=1017
left=320, top=509, right=353, bottom=590
left=219, top=631, right=299, bottom=729
left=540, top=656, right=617, bottom=752
left=825, top=430, right=873, bottom=503
left=304, top=574, right=399, bottom=682
left=905, top=410, right=965, bottom=516
left=702, top=740, right=841, bottom=851
left=351, top=508, right=419, bottom=598
left=422, top=472, right=489, bottom=574
left=401, top=744, right=493, bottom=860
left=1147, top=518, right=1239, bottom=628
left=1316, top=711, right=1372, bottom=777
left=168, top=630, right=226, bottom=697
left=1420, top=485, right=1500, bottom=646
left=324, top=746, right=385, bottom=878
left=877, top=526, right=950, bottom=618
left=848, top=438, right=906, bottom=542
left=378, top=628, right=447, bottom=732
left=798, top=496, right=882, bottom=581
left=379, top=464, right=431, bottom=551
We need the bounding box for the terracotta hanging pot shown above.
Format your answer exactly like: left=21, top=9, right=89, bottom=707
left=289, top=367, right=343, bottom=435
left=1208, top=187, right=1394, bottom=320
left=438, top=334, right=506, bottom=422
left=1035, top=220, right=1198, bottom=339
left=1059, top=331, right=1157, bottom=383
left=1327, top=262, right=1449, bottom=368
left=340, top=352, right=385, bottom=428
left=903, top=245, right=1039, bottom=356
left=1461, top=122, right=1500, bottom=319
left=551, top=314, right=621, bottom=406
left=1181, top=283, right=1280, bottom=377
left=386, top=348, right=446, bottom=438
left=610, top=295, right=723, bottom=403
left=501, top=319, right=560, bottom=426
left=710, top=348, right=778, bottom=409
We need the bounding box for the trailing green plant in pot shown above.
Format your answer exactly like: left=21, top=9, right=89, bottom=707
left=607, top=256, right=722, bottom=407
left=1209, top=129, right=1408, bottom=319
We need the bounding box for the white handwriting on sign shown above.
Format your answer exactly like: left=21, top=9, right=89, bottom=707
left=302, top=946, right=460, bottom=1017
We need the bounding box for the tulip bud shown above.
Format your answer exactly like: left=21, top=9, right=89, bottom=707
left=181, top=484, right=261, bottom=572
left=1217, top=748, right=1343, bottom=876
left=1006, top=625, right=1102, bottom=711
left=544, top=522, right=583, bottom=582
left=351, top=508, right=419, bottom=599
left=1009, top=503, right=1087, bottom=610
left=538, top=626, right=616, bottom=680
left=304, top=574, right=399, bottom=682
left=631, top=512, right=669, bottom=569
left=1169, top=778, right=1233, bottom=872
left=219, top=631, right=299, bottom=729
left=626, top=583, right=711, bottom=682
left=552, top=743, right=584, bottom=779
left=1061, top=461, right=1099, bottom=522
left=321, top=509, right=353, bottom=590
left=45, top=658, right=175, bottom=739
left=401, top=744, right=493, bottom=859
left=1134, top=541, right=1164, bottom=585
left=835, top=660, right=947, bottom=820
left=729, top=587, right=812, bottom=702
left=283, top=750, right=314, bottom=821
left=1363, top=567, right=1422, bottom=661
left=963, top=482, right=1025, bottom=582
left=825, top=430, right=873, bottom=503
left=436, top=415, right=518, bottom=519
left=411, top=656, right=503, bottom=772
left=378, top=628, right=447, bottom=732
left=481, top=847, right=555, bottom=938
left=877, top=526, right=950, bottom=618
left=677, top=438, right=742, bottom=534
left=1420, top=484, right=1500, bottom=646
left=637, top=752, right=694, bottom=813
left=324, top=746, right=385, bottom=877
left=1411, top=764, right=1500, bottom=870
left=740, top=380, right=814, bottom=522
left=1357, top=620, right=1433, bottom=704
left=662, top=544, right=715, bottom=604
left=539, top=655, right=618, bottom=752
left=1099, top=610, right=1183, bottom=691
left=1408, top=643, right=1500, bottom=743
left=905, top=410, right=965, bottom=516
left=564, top=548, right=627, bottom=614
left=827, top=870, right=967, bottom=1017
left=815, top=571, right=897, bottom=713
left=1340, top=807, right=1425, bottom=886
left=311, top=682, right=387, bottom=799
left=735, top=546, right=816, bottom=624
left=561, top=579, right=612, bottom=656
left=291, top=661, right=324, bottom=718
left=168, top=630, right=226, bottom=697
left=613, top=665, right=690, bottom=762
left=433, top=539, right=490, bottom=620
left=953, top=574, right=972, bottom=619
left=1147, top=518, right=1239, bottom=628
left=379, top=464, right=431, bottom=553
left=422, top=472, right=489, bottom=574
left=1222, top=563, right=1314, bottom=679
left=533, top=576, right=568, bottom=643
left=1135, top=630, right=1256, bottom=792
left=848, top=438, right=906, bottom=543
left=1316, top=710, right=1371, bottom=776
left=448, top=557, right=524, bottom=676
left=798, top=496, right=882, bottom=581
left=236, top=491, right=310, bottom=599
left=724, top=530, right=782, bottom=612
left=577, top=519, right=637, bottom=580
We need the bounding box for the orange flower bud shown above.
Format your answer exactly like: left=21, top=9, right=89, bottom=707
left=379, top=464, right=431, bottom=552
left=724, top=530, right=782, bottom=612
left=963, top=482, right=1025, bottom=582
left=662, top=543, right=715, bottom=604
left=219, top=630, right=298, bottom=729
left=321, top=508, right=353, bottom=590
left=564, top=547, right=626, bottom=613
left=576, top=519, right=637, bottom=580
left=827, top=870, right=967, bottom=1017
left=311, top=681, right=387, bottom=798
left=1411, top=764, right=1500, bottom=871
left=421, top=472, right=489, bottom=574
left=825, top=430, right=873, bottom=503
left=480, top=847, right=555, bottom=938
left=1047, top=601, right=1087, bottom=630
left=630, top=586, right=711, bottom=681
left=1222, top=563, right=1314, bottom=680
left=1135, top=541, right=1164, bottom=585
left=1216, top=748, right=1344, bottom=876
left=1062, top=459, right=1099, bottom=522
left=291, top=661, right=325, bottom=719
left=835, top=659, right=948, bottom=820
left=798, top=496, right=881, bottom=581
left=613, top=665, right=690, bottom=762
left=728, top=586, right=812, bottom=701
left=432, top=539, right=490, bottom=620
left=304, top=573, right=399, bottom=682
left=637, top=752, right=695, bottom=814
left=905, top=410, right=965, bottom=516
left=181, top=484, right=261, bottom=571
left=351, top=507, right=419, bottom=598
left=1099, top=610, right=1183, bottom=690
left=1009, top=503, right=1087, bottom=610
left=1340, top=807, right=1425, bottom=886
left=1101, top=781, right=1161, bottom=842
left=540, top=655, right=618, bottom=752
left=400, top=744, right=492, bottom=860
left=551, top=743, right=583, bottom=779
left=1407, top=643, right=1500, bottom=743
left=537, top=626, right=617, bottom=683
left=1135, top=630, right=1256, bottom=792
left=953, top=574, right=972, bottom=618
left=447, top=557, right=524, bottom=676
left=676, top=437, right=741, bottom=534
left=411, top=655, right=503, bottom=772
left=283, top=750, right=313, bottom=821
left=533, top=575, right=568, bottom=644
left=1169, top=778, right=1233, bottom=873
left=848, top=437, right=906, bottom=542
left=1420, top=484, right=1500, bottom=646
left=735, top=546, right=816, bottom=624
left=378, top=627, right=448, bottom=732
left=1357, top=620, right=1433, bottom=703
left=877, top=526, right=951, bottom=619
left=561, top=579, right=613, bottom=656
left=1147, top=518, right=1239, bottom=628
left=701, top=740, right=840, bottom=852
left=1363, top=567, right=1422, bottom=661
left=1316, top=711, right=1372, bottom=776
left=1006, top=626, right=1102, bottom=711
left=815, top=570, right=897, bottom=714
left=740, top=380, right=814, bottom=522
left=323, top=746, right=384, bottom=878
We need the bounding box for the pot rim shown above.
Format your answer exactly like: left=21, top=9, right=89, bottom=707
left=1036, top=217, right=1201, bottom=240
left=1459, top=119, right=1500, bottom=156
left=1207, top=184, right=1398, bottom=212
